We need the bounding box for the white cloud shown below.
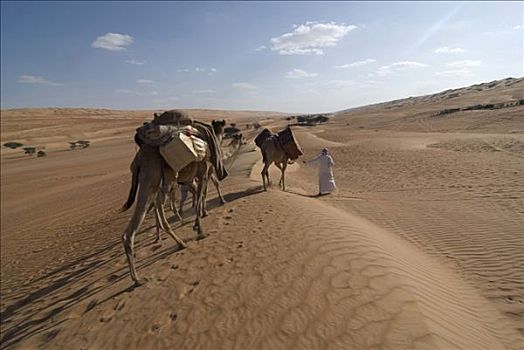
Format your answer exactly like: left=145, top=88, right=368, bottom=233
left=92, top=33, right=134, bottom=51
left=195, top=67, right=206, bottom=72
left=255, top=45, right=267, bottom=51
left=192, top=89, right=215, bottom=94
left=270, top=21, right=357, bottom=55
left=210, top=68, right=217, bottom=72
left=125, top=59, right=146, bottom=65
left=137, top=79, right=154, bottom=84
left=376, top=61, right=428, bottom=76
left=232, top=82, right=258, bottom=91
left=285, top=68, right=318, bottom=79
left=177, top=68, right=190, bottom=73
left=18, top=75, right=63, bottom=86
left=446, top=60, right=482, bottom=67
left=335, top=58, right=376, bottom=69
left=434, top=46, right=466, bottom=54
left=435, top=69, right=473, bottom=77
left=515, top=25, right=523, bottom=30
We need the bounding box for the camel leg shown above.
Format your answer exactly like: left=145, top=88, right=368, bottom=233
left=211, top=172, right=226, bottom=204
left=275, top=163, right=283, bottom=188
left=178, top=184, right=188, bottom=216
left=178, top=182, right=197, bottom=216
left=122, top=182, right=157, bottom=286
left=201, top=176, right=210, bottom=217
left=154, top=204, right=163, bottom=243
left=169, top=186, right=176, bottom=213
left=193, top=164, right=209, bottom=239
left=190, top=182, right=197, bottom=209
left=261, top=162, right=270, bottom=191
left=156, top=197, right=187, bottom=249
left=280, top=161, right=288, bottom=192
left=168, top=184, right=184, bottom=223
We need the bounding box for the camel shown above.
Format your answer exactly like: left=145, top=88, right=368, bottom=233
left=121, top=114, right=226, bottom=285
left=149, top=119, right=228, bottom=244
left=260, top=135, right=290, bottom=192
left=165, top=119, right=226, bottom=219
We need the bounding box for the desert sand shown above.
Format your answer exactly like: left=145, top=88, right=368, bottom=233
left=1, top=78, right=523, bottom=349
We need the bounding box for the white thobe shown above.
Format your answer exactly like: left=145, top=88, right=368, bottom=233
left=307, top=154, right=336, bottom=194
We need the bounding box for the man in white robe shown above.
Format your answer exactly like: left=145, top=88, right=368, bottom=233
left=303, top=148, right=336, bottom=196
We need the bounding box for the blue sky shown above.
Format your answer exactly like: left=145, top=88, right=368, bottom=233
left=1, top=1, right=522, bottom=113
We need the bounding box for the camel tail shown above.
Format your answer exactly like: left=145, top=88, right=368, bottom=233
left=121, top=163, right=140, bottom=212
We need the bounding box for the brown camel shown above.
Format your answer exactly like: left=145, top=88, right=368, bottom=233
left=260, top=135, right=290, bottom=191
left=121, top=115, right=225, bottom=285
left=164, top=119, right=226, bottom=219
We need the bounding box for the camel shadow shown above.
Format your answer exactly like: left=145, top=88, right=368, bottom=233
left=282, top=189, right=323, bottom=198
left=165, top=185, right=265, bottom=223
left=0, top=226, right=186, bottom=349
left=0, top=186, right=266, bottom=348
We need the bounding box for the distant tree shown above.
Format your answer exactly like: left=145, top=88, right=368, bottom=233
left=37, top=150, right=47, bottom=157
left=69, top=142, right=78, bottom=150
left=77, top=140, right=91, bottom=149
left=253, top=122, right=261, bottom=129
left=23, top=147, right=36, bottom=156
left=313, top=115, right=330, bottom=124
left=3, top=142, right=24, bottom=149
left=224, top=126, right=241, bottom=138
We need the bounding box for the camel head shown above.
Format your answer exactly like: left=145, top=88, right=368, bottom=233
left=211, top=119, right=227, bottom=137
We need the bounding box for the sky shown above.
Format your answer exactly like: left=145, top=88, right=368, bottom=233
left=1, top=1, right=523, bottom=113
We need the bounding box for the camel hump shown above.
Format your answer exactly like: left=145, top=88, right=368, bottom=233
left=255, top=128, right=272, bottom=148
left=152, top=110, right=193, bottom=126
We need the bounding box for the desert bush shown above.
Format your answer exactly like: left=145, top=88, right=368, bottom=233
left=37, top=150, right=47, bottom=157
left=313, top=115, right=330, bottom=123
left=3, top=142, right=24, bottom=149
left=76, top=140, right=91, bottom=149
left=296, top=114, right=330, bottom=125
left=23, top=147, right=36, bottom=156
left=224, top=126, right=241, bottom=138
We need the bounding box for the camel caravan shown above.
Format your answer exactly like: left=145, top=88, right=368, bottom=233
left=121, top=110, right=302, bottom=285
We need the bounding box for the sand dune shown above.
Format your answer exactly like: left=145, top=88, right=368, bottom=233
left=1, top=80, right=523, bottom=349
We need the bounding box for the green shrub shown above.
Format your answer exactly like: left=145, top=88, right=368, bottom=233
left=3, top=142, right=24, bottom=149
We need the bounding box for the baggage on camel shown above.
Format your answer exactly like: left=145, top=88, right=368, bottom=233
left=135, top=110, right=228, bottom=180
left=159, top=128, right=207, bottom=172
left=278, top=127, right=303, bottom=160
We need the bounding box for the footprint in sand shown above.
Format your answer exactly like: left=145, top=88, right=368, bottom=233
left=99, top=310, right=115, bottom=323
left=84, top=299, right=98, bottom=313
left=113, top=299, right=126, bottom=311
